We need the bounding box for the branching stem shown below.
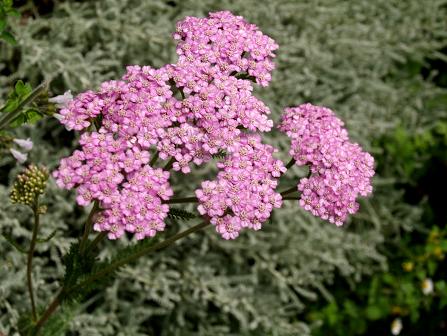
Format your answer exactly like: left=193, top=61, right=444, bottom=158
left=163, top=197, right=198, bottom=204
left=280, top=186, right=298, bottom=196
left=285, top=158, right=296, bottom=170
left=163, top=157, right=176, bottom=170
left=33, top=221, right=209, bottom=333
left=0, top=81, right=47, bottom=130
left=79, top=201, right=100, bottom=255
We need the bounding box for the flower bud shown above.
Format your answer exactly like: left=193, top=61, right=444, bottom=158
left=10, top=165, right=49, bottom=207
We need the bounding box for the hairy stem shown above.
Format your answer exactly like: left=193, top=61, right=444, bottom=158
left=0, top=81, right=47, bottom=130
left=27, top=202, right=40, bottom=322
left=72, top=221, right=209, bottom=292
left=79, top=201, right=100, bottom=255
left=33, top=290, right=62, bottom=333
left=34, top=221, right=210, bottom=333
left=163, top=197, right=198, bottom=204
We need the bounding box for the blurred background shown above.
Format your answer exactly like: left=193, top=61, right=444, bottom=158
left=0, top=0, right=446, bottom=335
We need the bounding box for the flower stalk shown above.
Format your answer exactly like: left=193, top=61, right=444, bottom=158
left=27, top=202, right=40, bottom=322
left=79, top=201, right=100, bottom=255
left=33, top=221, right=210, bottom=333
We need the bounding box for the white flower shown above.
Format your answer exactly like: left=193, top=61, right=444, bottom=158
left=13, top=138, right=33, bottom=151
left=10, top=148, right=28, bottom=163
left=391, top=318, right=403, bottom=335
left=422, top=278, right=434, bottom=295
left=53, top=113, right=64, bottom=121
left=49, top=90, right=73, bottom=108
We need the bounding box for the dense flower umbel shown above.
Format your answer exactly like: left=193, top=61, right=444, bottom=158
left=53, top=132, right=173, bottom=240
left=195, top=135, right=284, bottom=239
left=53, top=11, right=277, bottom=240
left=174, top=11, right=278, bottom=87
left=279, top=103, right=375, bottom=225
left=52, top=12, right=374, bottom=241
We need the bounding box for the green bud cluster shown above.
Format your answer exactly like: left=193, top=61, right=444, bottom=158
left=10, top=165, right=49, bottom=207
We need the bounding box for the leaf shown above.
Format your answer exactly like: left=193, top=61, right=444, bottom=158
left=8, top=113, right=25, bottom=128
left=365, top=305, right=383, bottom=320
left=0, top=30, right=16, bottom=45
left=24, top=109, right=44, bottom=124
left=0, top=19, right=6, bottom=31
left=7, top=8, right=20, bottom=17
left=37, top=229, right=58, bottom=243
left=1, top=233, right=28, bottom=254
left=15, top=80, right=32, bottom=97
left=62, top=243, right=95, bottom=291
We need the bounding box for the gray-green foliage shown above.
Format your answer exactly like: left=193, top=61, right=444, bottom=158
left=0, top=0, right=446, bottom=335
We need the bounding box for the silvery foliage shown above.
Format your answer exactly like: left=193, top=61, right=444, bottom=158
left=0, top=0, right=445, bottom=334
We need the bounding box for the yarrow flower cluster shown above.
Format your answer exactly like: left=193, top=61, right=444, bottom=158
left=52, top=11, right=279, bottom=240
left=196, top=135, right=285, bottom=239
left=174, top=11, right=278, bottom=87
left=52, top=12, right=374, bottom=241
left=279, top=103, right=375, bottom=225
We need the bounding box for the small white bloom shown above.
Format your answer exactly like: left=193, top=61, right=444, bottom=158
left=422, top=278, right=434, bottom=295
left=391, top=318, right=403, bottom=335
left=53, top=113, right=64, bottom=121
left=10, top=148, right=28, bottom=164
left=13, top=138, right=33, bottom=151
left=49, top=90, right=73, bottom=108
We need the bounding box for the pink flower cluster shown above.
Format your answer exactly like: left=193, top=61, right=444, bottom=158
left=53, top=133, right=173, bottom=240
left=52, top=11, right=279, bottom=240
left=174, top=11, right=278, bottom=86
left=195, top=135, right=285, bottom=239
left=279, top=103, right=375, bottom=225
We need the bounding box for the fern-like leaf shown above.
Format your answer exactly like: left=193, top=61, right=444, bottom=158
left=36, top=229, right=58, bottom=243
left=1, top=233, right=27, bottom=254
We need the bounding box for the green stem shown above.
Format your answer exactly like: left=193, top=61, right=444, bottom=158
left=163, top=157, right=176, bottom=170
left=85, top=231, right=107, bottom=254
left=79, top=201, right=100, bottom=255
left=0, top=81, right=47, bottom=131
left=285, top=158, right=296, bottom=170
left=163, top=197, right=198, bottom=204
left=283, top=196, right=300, bottom=200
left=33, top=290, right=63, bottom=334
left=34, top=221, right=210, bottom=333
left=27, top=201, right=40, bottom=322
left=280, top=186, right=298, bottom=196
left=150, top=151, right=159, bottom=166
left=71, top=221, right=209, bottom=293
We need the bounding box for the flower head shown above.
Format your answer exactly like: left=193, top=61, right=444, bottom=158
left=195, top=134, right=284, bottom=239
left=279, top=103, right=375, bottom=225
left=10, top=148, right=28, bottom=163
left=49, top=90, right=73, bottom=108
left=13, top=138, right=33, bottom=151
left=174, top=11, right=278, bottom=86
left=391, top=318, right=403, bottom=335
left=422, top=278, right=434, bottom=295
